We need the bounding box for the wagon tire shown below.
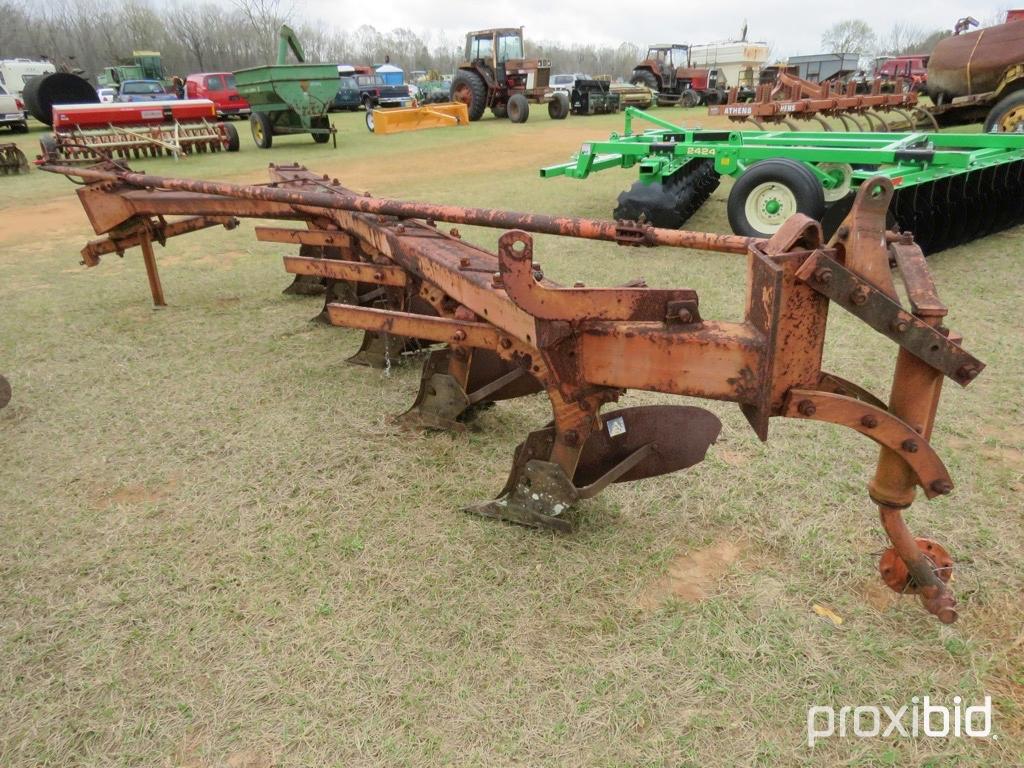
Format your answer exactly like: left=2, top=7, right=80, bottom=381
left=311, top=115, right=331, bottom=143
left=250, top=112, right=273, bottom=148
left=727, top=159, right=825, bottom=237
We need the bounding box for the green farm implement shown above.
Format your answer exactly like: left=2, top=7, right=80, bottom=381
left=234, top=25, right=338, bottom=149
left=541, top=107, right=1024, bottom=253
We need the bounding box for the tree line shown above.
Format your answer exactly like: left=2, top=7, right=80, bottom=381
left=0, top=0, right=964, bottom=83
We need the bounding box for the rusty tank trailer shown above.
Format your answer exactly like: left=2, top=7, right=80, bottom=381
left=42, top=159, right=985, bottom=625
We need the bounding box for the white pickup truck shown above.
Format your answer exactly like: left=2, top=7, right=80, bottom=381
left=0, top=83, right=28, bottom=133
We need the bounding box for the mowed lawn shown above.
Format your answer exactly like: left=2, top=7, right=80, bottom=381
left=1, top=107, right=1022, bottom=767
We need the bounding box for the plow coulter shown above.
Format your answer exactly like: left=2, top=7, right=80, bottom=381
left=43, top=159, right=985, bottom=624
left=542, top=107, right=1024, bottom=253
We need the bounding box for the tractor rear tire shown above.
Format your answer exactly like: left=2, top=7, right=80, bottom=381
left=630, top=69, right=659, bottom=92
left=508, top=94, right=530, bottom=123
left=223, top=121, right=240, bottom=151
left=250, top=112, right=273, bottom=149
left=548, top=91, right=570, bottom=120
left=311, top=115, right=331, bottom=143
left=984, top=90, right=1024, bottom=132
left=727, top=159, right=825, bottom=238
left=451, top=70, right=487, bottom=121
left=491, top=103, right=508, bottom=119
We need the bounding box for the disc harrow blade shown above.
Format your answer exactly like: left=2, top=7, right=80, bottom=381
left=613, top=159, right=721, bottom=229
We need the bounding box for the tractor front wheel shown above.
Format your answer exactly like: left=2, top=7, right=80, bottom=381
left=508, top=94, right=530, bottom=123
left=727, top=159, right=825, bottom=237
left=548, top=91, right=570, bottom=120
left=451, top=70, right=487, bottom=121
left=250, top=112, right=273, bottom=149
left=681, top=89, right=701, bottom=108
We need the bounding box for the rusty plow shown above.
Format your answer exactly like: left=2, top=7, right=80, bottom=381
left=43, top=160, right=985, bottom=623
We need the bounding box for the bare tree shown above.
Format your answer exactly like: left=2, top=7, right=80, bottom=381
left=822, top=19, right=876, bottom=57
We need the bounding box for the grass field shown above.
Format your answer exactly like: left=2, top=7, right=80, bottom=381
left=1, top=107, right=1022, bottom=767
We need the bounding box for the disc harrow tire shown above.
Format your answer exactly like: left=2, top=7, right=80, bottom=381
left=613, top=159, right=721, bottom=229
left=451, top=70, right=488, bottom=121
left=548, top=91, right=570, bottom=120
left=630, top=70, right=659, bottom=92
left=984, top=91, right=1024, bottom=133
left=250, top=112, right=273, bottom=149
left=223, top=122, right=240, bottom=151
left=727, top=159, right=825, bottom=238
left=508, top=94, right=530, bottom=124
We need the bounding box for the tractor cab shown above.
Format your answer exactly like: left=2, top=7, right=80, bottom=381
left=647, top=45, right=688, bottom=81
left=465, top=28, right=526, bottom=69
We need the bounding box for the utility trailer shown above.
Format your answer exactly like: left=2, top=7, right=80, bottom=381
left=541, top=107, right=1024, bottom=253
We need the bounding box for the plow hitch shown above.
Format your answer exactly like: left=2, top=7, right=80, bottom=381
left=43, top=160, right=986, bottom=623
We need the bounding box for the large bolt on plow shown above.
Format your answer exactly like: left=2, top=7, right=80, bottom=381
left=43, top=160, right=985, bottom=623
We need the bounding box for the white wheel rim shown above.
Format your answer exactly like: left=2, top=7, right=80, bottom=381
left=818, top=163, right=853, bottom=202
left=744, top=182, right=797, bottom=234
left=366, top=112, right=374, bottom=132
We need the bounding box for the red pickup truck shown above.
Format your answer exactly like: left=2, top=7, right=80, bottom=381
left=185, top=72, right=250, bottom=117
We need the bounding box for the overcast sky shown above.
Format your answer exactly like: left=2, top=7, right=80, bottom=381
left=300, top=1, right=1007, bottom=58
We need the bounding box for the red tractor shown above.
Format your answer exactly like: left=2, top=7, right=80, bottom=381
left=450, top=27, right=569, bottom=123
left=629, top=44, right=727, bottom=107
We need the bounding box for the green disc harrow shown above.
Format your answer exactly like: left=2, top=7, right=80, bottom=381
left=541, top=107, right=1024, bottom=253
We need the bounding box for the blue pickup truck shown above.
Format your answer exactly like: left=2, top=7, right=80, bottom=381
left=354, top=73, right=410, bottom=109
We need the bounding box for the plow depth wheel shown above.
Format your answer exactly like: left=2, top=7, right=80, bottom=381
left=250, top=112, right=273, bottom=149
left=727, top=159, right=825, bottom=237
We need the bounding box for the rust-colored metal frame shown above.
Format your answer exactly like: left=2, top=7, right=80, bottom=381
left=43, top=160, right=985, bottom=624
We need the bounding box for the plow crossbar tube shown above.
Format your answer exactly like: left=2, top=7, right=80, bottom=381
left=39, top=164, right=756, bottom=254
